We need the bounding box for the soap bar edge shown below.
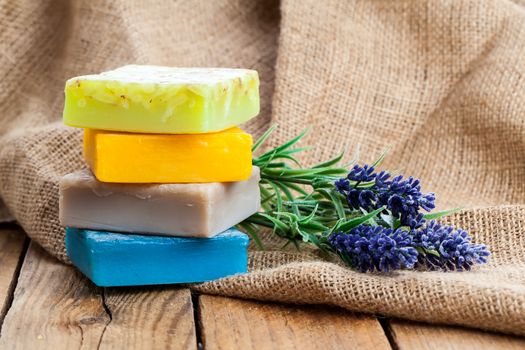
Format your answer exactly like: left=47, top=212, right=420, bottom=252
left=66, top=227, right=249, bottom=287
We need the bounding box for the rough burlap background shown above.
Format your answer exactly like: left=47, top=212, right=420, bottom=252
left=1, top=0, right=524, bottom=336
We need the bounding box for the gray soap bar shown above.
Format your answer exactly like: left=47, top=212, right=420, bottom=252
left=59, top=167, right=260, bottom=237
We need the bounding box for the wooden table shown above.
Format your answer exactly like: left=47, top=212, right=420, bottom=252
left=1, top=224, right=524, bottom=349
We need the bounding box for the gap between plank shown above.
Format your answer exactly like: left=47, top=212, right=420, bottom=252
left=0, top=225, right=30, bottom=336
left=379, top=317, right=399, bottom=350
left=191, top=292, right=204, bottom=350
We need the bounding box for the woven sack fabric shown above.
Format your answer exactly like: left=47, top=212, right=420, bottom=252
left=0, top=0, right=524, bottom=335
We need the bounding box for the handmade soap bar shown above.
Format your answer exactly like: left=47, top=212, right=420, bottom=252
left=65, top=227, right=249, bottom=287
left=63, top=65, right=260, bottom=134
left=84, top=127, right=253, bottom=183
left=59, top=167, right=260, bottom=237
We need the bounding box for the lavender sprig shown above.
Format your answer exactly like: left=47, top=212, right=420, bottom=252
left=240, top=126, right=490, bottom=273
left=413, top=221, right=490, bottom=271
left=329, top=226, right=418, bottom=272
left=335, top=164, right=436, bottom=229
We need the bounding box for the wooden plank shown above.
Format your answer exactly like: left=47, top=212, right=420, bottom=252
left=0, top=242, right=109, bottom=349
left=389, top=320, right=525, bottom=350
left=0, top=225, right=27, bottom=328
left=97, top=287, right=196, bottom=349
left=198, top=295, right=392, bottom=350
left=0, top=241, right=197, bottom=350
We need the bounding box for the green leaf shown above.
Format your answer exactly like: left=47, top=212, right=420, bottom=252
left=326, top=218, right=344, bottom=237
left=311, top=178, right=336, bottom=189
left=256, top=147, right=312, bottom=166
left=341, top=145, right=360, bottom=168
left=281, top=239, right=295, bottom=249
left=318, top=188, right=345, bottom=219
left=261, top=193, right=275, bottom=205
left=268, top=153, right=303, bottom=167
left=279, top=147, right=312, bottom=156
left=256, top=129, right=308, bottom=160
left=380, top=213, right=395, bottom=228
left=254, top=149, right=277, bottom=169
left=393, top=208, right=464, bottom=228
left=282, top=199, right=317, bottom=206
left=262, top=167, right=346, bottom=178
left=360, top=207, right=377, bottom=226
left=265, top=180, right=284, bottom=215
left=281, top=181, right=309, bottom=196
left=424, top=248, right=440, bottom=257
left=371, top=149, right=389, bottom=168
left=312, top=150, right=345, bottom=169
left=244, top=213, right=275, bottom=229
left=263, top=162, right=289, bottom=168
left=259, top=185, right=274, bottom=212
left=259, top=213, right=289, bottom=232
left=272, top=211, right=300, bottom=221
left=237, top=222, right=265, bottom=250
left=252, top=124, right=278, bottom=152
left=274, top=182, right=299, bottom=215
left=271, top=210, right=327, bottom=231
left=393, top=218, right=402, bottom=229
left=304, top=231, right=322, bottom=247
left=336, top=207, right=385, bottom=232
left=423, top=208, right=463, bottom=220
left=351, top=180, right=376, bottom=188
left=298, top=204, right=319, bottom=224
left=293, top=223, right=310, bottom=243
left=261, top=176, right=313, bottom=185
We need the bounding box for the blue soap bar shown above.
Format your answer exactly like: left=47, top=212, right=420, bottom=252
left=65, top=227, right=249, bottom=287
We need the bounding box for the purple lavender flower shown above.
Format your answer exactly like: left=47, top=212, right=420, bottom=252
left=335, top=178, right=350, bottom=193
left=376, top=175, right=436, bottom=228
left=334, top=165, right=436, bottom=229
left=407, top=213, right=426, bottom=229
left=375, top=170, right=391, bottom=187
left=328, top=225, right=419, bottom=272
left=347, top=164, right=376, bottom=183
left=413, top=221, right=490, bottom=271
left=335, top=165, right=378, bottom=211
left=346, top=188, right=376, bottom=210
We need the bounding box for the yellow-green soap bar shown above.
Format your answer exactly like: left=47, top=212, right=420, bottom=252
left=63, top=65, right=260, bottom=134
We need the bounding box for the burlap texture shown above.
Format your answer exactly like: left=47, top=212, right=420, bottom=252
left=1, top=0, right=524, bottom=336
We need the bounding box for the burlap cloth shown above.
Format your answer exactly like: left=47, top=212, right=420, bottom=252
left=1, top=0, right=524, bottom=336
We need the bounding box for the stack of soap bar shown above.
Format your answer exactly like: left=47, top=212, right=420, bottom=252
left=66, top=227, right=249, bottom=287
left=61, top=65, right=261, bottom=287
left=63, top=65, right=260, bottom=134
left=60, top=167, right=260, bottom=237
left=84, top=127, right=253, bottom=183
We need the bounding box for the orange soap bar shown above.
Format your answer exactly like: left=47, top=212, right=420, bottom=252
left=84, top=127, right=253, bottom=183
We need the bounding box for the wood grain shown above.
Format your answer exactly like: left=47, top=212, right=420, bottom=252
left=97, top=287, right=196, bottom=349
left=2, top=229, right=524, bottom=349
left=0, top=226, right=27, bottom=329
left=198, top=295, right=391, bottom=350
left=0, top=242, right=109, bottom=349
left=0, top=241, right=197, bottom=350
left=389, top=320, right=525, bottom=350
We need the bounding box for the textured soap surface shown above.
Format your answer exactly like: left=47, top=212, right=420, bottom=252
left=84, top=127, right=253, bottom=183
left=65, top=227, right=249, bottom=287
left=63, top=65, right=260, bottom=134
left=60, top=167, right=260, bottom=237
